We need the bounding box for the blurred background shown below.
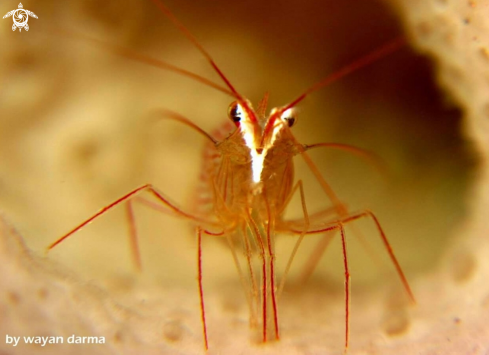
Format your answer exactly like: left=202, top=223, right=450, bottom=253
left=0, top=0, right=477, bottom=308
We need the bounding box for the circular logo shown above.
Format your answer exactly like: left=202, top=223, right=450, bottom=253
left=13, top=9, right=28, bottom=28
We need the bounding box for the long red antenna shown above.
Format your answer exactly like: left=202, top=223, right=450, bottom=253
left=150, top=0, right=242, bottom=99
left=149, top=0, right=258, bottom=123
left=52, top=28, right=237, bottom=99
left=283, top=37, right=406, bottom=111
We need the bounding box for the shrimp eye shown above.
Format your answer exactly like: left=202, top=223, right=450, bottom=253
left=228, top=101, right=243, bottom=123
left=280, top=108, right=297, bottom=127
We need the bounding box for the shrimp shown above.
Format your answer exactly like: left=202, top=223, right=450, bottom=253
left=47, top=0, right=415, bottom=351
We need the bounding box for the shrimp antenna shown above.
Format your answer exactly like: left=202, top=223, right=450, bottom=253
left=149, top=108, right=218, bottom=144
left=50, top=28, right=237, bottom=99
left=149, top=0, right=258, bottom=122
left=150, top=0, right=240, bottom=98
left=283, top=37, right=406, bottom=111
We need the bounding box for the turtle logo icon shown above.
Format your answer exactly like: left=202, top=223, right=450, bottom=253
left=3, top=3, right=38, bottom=32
